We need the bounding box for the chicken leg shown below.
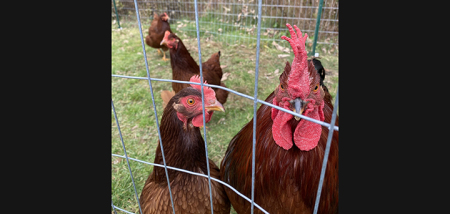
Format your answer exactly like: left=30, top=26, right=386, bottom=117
left=161, top=49, right=169, bottom=61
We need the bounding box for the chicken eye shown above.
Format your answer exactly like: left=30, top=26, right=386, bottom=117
left=280, top=84, right=285, bottom=90
left=313, top=84, right=319, bottom=92
left=187, top=98, right=195, bottom=105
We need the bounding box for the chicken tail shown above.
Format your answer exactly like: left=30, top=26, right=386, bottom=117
left=215, top=82, right=229, bottom=105
left=161, top=90, right=176, bottom=108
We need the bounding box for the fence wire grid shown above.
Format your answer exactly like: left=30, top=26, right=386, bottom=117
left=111, top=0, right=339, bottom=213
left=111, top=0, right=338, bottom=56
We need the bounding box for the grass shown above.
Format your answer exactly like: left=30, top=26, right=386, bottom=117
left=112, top=20, right=338, bottom=214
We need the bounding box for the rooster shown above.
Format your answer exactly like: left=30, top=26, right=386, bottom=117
left=159, top=31, right=229, bottom=107
left=145, top=12, right=172, bottom=61
left=140, top=75, right=230, bottom=214
left=219, top=24, right=339, bottom=214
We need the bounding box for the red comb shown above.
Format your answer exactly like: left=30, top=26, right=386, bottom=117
left=164, top=30, right=171, bottom=38
left=162, top=31, right=171, bottom=44
left=281, top=23, right=310, bottom=100
left=189, top=75, right=216, bottom=100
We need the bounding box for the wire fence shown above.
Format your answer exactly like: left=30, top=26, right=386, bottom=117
left=111, top=0, right=339, bottom=213
left=111, top=0, right=339, bottom=57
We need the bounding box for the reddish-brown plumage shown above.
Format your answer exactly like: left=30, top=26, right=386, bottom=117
left=219, top=24, right=338, bottom=214
left=145, top=12, right=172, bottom=61
left=160, top=31, right=229, bottom=105
left=140, top=87, right=230, bottom=214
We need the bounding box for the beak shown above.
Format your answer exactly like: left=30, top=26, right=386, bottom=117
left=160, top=39, right=167, bottom=46
left=205, top=101, right=225, bottom=112
left=292, top=98, right=308, bottom=121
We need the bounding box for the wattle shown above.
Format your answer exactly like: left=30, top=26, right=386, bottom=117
left=271, top=99, right=325, bottom=151
left=293, top=106, right=322, bottom=151
left=272, top=100, right=294, bottom=150
left=192, top=111, right=213, bottom=127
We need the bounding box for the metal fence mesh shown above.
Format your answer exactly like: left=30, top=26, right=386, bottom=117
left=111, top=0, right=339, bottom=213
left=111, top=0, right=338, bottom=56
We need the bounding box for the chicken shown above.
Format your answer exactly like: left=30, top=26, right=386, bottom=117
left=219, top=24, right=338, bottom=214
left=159, top=31, right=229, bottom=106
left=140, top=75, right=230, bottom=214
left=145, top=12, right=172, bottom=61
left=309, top=58, right=333, bottom=105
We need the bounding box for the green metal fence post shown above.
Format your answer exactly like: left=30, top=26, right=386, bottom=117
left=311, top=0, right=324, bottom=56
left=112, top=0, right=121, bottom=29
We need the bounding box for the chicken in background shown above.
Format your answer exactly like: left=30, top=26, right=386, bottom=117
left=309, top=57, right=334, bottom=106
left=145, top=12, right=172, bottom=61
left=140, top=75, right=230, bottom=214
left=159, top=31, right=229, bottom=107
left=219, top=24, right=339, bottom=214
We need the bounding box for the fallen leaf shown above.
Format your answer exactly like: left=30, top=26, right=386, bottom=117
left=221, top=72, right=231, bottom=81
left=217, top=117, right=226, bottom=124
left=112, top=158, right=121, bottom=164
left=220, top=65, right=228, bottom=69
left=131, top=125, right=138, bottom=130
left=274, top=69, right=279, bottom=74
left=248, top=70, right=254, bottom=74
left=278, top=54, right=290, bottom=58
left=272, top=41, right=290, bottom=53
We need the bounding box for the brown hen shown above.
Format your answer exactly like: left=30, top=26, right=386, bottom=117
left=140, top=76, right=230, bottom=214
left=145, top=12, right=172, bottom=61
left=160, top=31, right=229, bottom=106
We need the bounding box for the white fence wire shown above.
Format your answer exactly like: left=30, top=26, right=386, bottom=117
left=111, top=0, right=339, bottom=213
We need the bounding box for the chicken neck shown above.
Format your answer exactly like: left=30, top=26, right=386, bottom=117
left=152, top=97, right=209, bottom=181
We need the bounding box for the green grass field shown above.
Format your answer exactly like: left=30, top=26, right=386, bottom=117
left=111, top=20, right=338, bottom=214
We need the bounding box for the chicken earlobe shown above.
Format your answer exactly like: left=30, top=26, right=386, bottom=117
left=176, top=111, right=188, bottom=130
left=271, top=97, right=279, bottom=120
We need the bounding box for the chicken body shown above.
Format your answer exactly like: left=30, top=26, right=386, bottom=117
left=145, top=12, right=172, bottom=61
left=140, top=81, right=230, bottom=214
left=219, top=25, right=338, bottom=214
left=160, top=31, right=229, bottom=105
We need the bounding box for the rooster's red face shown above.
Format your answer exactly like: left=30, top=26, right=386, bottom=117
left=271, top=24, right=325, bottom=151
left=160, top=31, right=179, bottom=49
left=173, top=75, right=224, bottom=129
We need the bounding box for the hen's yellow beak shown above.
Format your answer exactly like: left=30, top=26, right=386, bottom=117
left=205, top=101, right=225, bottom=112
left=160, top=39, right=167, bottom=46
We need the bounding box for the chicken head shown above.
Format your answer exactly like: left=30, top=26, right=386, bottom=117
left=160, top=31, right=179, bottom=50
left=173, top=75, right=225, bottom=129
left=271, top=23, right=325, bottom=151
